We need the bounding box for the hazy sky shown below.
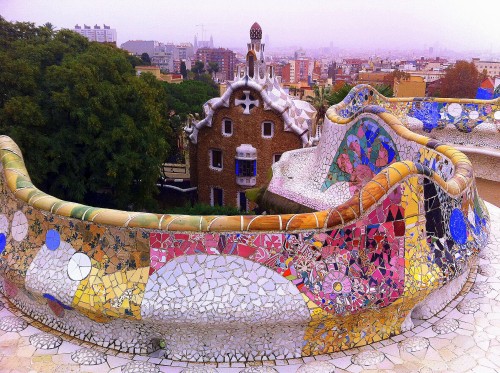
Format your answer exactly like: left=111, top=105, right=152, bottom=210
left=1, top=0, right=499, bottom=52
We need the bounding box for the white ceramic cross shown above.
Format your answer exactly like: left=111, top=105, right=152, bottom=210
left=235, top=90, right=259, bottom=114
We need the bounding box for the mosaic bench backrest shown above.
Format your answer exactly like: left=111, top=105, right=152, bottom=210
left=268, top=107, right=456, bottom=211
left=334, top=84, right=500, bottom=133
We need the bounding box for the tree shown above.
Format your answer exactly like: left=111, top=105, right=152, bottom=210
left=0, top=18, right=173, bottom=210
left=180, top=61, right=187, bottom=79
left=191, top=61, right=205, bottom=76
left=162, top=80, right=218, bottom=118
left=385, top=69, right=410, bottom=87
left=374, top=84, right=393, bottom=98
left=327, top=83, right=354, bottom=105
left=41, top=22, right=56, bottom=33
left=140, top=52, right=151, bottom=66
left=207, top=62, right=219, bottom=77
left=478, top=68, right=489, bottom=85
left=127, top=54, right=143, bottom=67
left=305, top=85, right=331, bottom=129
left=441, top=60, right=479, bottom=98
left=162, top=79, right=218, bottom=162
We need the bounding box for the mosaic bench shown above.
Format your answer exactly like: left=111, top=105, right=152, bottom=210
left=332, top=84, right=500, bottom=133
left=0, top=96, right=490, bottom=363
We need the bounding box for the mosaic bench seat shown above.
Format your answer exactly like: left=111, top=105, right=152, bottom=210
left=0, top=96, right=490, bottom=363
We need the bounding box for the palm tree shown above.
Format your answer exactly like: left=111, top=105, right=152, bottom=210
left=327, top=83, right=354, bottom=105
left=374, top=84, right=393, bottom=98
left=42, top=22, right=55, bottom=31
left=39, top=22, right=56, bottom=39
left=305, top=85, right=331, bottom=133
left=207, top=62, right=219, bottom=79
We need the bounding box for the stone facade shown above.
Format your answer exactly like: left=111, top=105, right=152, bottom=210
left=191, top=87, right=302, bottom=210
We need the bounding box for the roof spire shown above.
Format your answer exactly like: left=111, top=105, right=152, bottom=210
left=250, top=22, right=262, bottom=41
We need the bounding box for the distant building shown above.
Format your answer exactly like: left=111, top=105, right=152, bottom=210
left=194, top=35, right=214, bottom=52
left=343, top=59, right=364, bottom=74
left=410, top=70, right=445, bottom=83
left=472, top=58, right=500, bottom=78
left=327, top=62, right=338, bottom=80
left=176, top=43, right=194, bottom=60
left=393, top=76, right=426, bottom=97
left=73, top=24, right=116, bottom=44
left=121, top=41, right=194, bottom=73
left=120, top=40, right=157, bottom=56
left=357, top=72, right=391, bottom=86
left=282, top=58, right=311, bottom=83
left=195, top=47, right=236, bottom=81
left=135, top=65, right=161, bottom=78
left=270, top=62, right=283, bottom=79
left=135, top=66, right=183, bottom=83
left=185, top=22, right=316, bottom=210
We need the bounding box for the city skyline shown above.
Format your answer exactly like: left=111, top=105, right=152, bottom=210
left=2, top=0, right=499, bottom=55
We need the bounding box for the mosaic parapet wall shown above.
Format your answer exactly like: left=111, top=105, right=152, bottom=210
left=334, top=84, right=500, bottom=133
left=0, top=119, right=490, bottom=362
left=264, top=105, right=490, bottom=349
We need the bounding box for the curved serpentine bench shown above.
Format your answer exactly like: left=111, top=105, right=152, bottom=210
left=329, top=84, right=500, bottom=133
left=0, top=93, right=490, bottom=362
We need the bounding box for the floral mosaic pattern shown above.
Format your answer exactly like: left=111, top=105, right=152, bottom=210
left=321, top=117, right=400, bottom=193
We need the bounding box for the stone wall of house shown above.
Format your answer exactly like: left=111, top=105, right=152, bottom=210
left=194, top=87, right=303, bottom=210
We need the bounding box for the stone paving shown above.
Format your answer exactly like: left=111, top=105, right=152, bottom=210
left=1, top=201, right=500, bottom=373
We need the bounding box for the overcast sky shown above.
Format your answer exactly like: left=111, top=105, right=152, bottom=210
left=1, top=0, right=499, bottom=52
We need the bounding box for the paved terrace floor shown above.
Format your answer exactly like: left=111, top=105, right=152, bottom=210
left=1, top=202, right=500, bottom=373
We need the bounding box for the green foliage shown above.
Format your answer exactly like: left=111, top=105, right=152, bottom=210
left=140, top=52, right=151, bottom=66
left=180, top=61, right=187, bottom=79
left=164, top=203, right=249, bottom=215
left=162, top=79, right=218, bottom=162
left=0, top=16, right=173, bottom=210
left=374, top=84, right=393, bottom=98
left=127, top=54, right=143, bottom=67
left=327, top=83, right=354, bottom=105
left=162, top=80, right=218, bottom=120
left=305, top=85, right=331, bottom=127
left=207, top=62, right=219, bottom=75
left=441, top=60, right=479, bottom=98
left=191, top=61, right=205, bottom=75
